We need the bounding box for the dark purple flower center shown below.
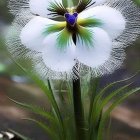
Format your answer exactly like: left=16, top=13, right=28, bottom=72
left=64, top=12, right=78, bottom=26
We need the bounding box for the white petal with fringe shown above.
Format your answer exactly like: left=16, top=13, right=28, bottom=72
left=79, top=6, right=126, bottom=39
left=76, top=27, right=112, bottom=67
left=42, top=31, right=76, bottom=72
left=20, top=16, right=62, bottom=52
left=6, top=0, right=140, bottom=79
left=29, top=0, right=63, bottom=18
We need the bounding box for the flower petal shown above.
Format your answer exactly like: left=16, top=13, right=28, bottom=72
left=29, top=0, right=63, bottom=18
left=76, top=27, right=112, bottom=68
left=79, top=6, right=126, bottom=39
left=20, top=16, right=65, bottom=52
left=42, top=30, right=76, bottom=72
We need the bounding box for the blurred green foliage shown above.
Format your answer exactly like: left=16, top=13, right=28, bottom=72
left=134, top=0, right=140, bottom=5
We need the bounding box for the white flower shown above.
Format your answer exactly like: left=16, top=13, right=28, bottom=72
left=6, top=0, right=140, bottom=79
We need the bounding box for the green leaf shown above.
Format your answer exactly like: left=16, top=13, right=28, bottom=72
left=89, top=83, right=132, bottom=139
left=94, top=83, right=132, bottom=125
left=88, top=72, right=139, bottom=140
left=88, top=78, right=100, bottom=123
left=106, top=117, right=112, bottom=140
left=23, top=118, right=58, bottom=140
left=97, top=87, right=140, bottom=140
left=8, top=97, right=57, bottom=124
left=7, top=55, right=66, bottom=140
left=92, top=72, right=139, bottom=114
left=66, top=81, right=73, bottom=105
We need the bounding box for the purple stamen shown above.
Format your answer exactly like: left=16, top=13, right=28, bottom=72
left=64, top=12, right=78, bottom=26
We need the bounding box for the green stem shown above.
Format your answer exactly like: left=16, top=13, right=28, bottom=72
left=73, top=78, right=86, bottom=140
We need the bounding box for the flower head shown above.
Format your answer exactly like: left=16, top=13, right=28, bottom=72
left=6, top=0, right=140, bottom=79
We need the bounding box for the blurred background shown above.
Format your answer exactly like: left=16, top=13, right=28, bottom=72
left=0, top=0, right=140, bottom=140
